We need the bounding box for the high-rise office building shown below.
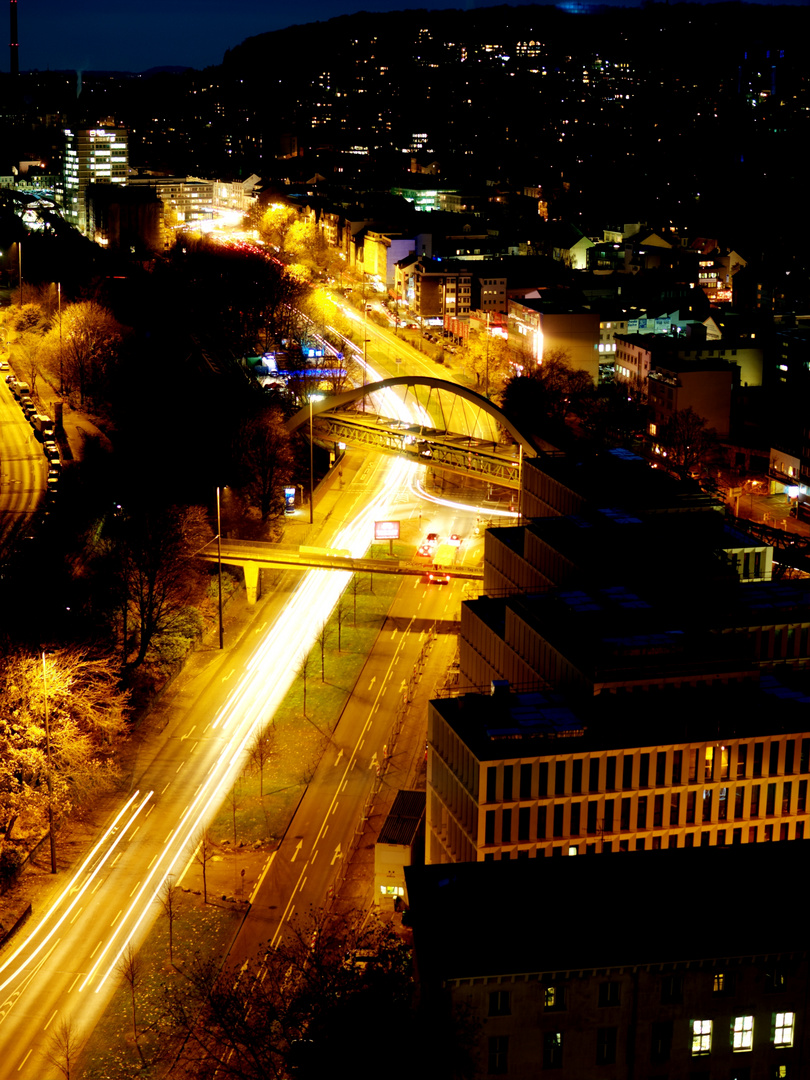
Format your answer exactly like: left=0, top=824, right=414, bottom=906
left=60, top=125, right=128, bottom=234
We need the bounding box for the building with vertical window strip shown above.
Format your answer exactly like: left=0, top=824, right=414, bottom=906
left=406, top=845, right=808, bottom=1079
left=59, top=125, right=128, bottom=234
left=427, top=682, right=809, bottom=864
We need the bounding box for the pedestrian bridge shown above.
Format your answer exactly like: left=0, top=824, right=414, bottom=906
left=285, top=376, right=538, bottom=491
left=198, top=537, right=482, bottom=603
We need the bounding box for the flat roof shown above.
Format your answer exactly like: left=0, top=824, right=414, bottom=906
left=524, top=451, right=721, bottom=515
left=431, top=675, right=810, bottom=760
left=377, top=789, right=425, bottom=847
left=406, top=842, right=808, bottom=983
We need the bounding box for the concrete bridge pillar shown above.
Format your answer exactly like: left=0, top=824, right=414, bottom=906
left=243, top=562, right=261, bottom=605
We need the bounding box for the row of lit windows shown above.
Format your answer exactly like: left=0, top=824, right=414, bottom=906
left=535, top=971, right=792, bottom=1011
left=484, top=795, right=807, bottom=846
left=692, top=1013, right=794, bottom=1054
left=484, top=820, right=805, bottom=857
left=483, top=741, right=810, bottom=803
left=485, top=1013, right=794, bottom=1074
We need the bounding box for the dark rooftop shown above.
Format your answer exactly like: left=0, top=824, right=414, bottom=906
left=377, top=789, right=425, bottom=847
left=406, top=842, right=807, bottom=983
left=430, top=676, right=810, bottom=761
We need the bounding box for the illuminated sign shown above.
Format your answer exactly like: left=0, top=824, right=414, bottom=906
left=374, top=520, right=400, bottom=541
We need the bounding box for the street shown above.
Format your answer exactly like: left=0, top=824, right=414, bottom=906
left=0, top=436, right=481, bottom=1075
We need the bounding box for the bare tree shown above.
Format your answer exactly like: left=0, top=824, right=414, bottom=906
left=58, top=300, right=124, bottom=406
left=234, top=405, right=296, bottom=524
left=230, top=783, right=239, bottom=846
left=297, top=651, right=313, bottom=717
left=316, top=621, right=330, bottom=682
left=118, top=504, right=212, bottom=667
left=42, top=1016, right=82, bottom=1080
left=159, top=907, right=436, bottom=1080
left=117, top=944, right=144, bottom=1061
left=158, top=875, right=182, bottom=966
left=660, top=407, right=717, bottom=480
left=194, top=829, right=215, bottom=905
left=351, top=573, right=362, bottom=627
left=335, top=594, right=348, bottom=652
left=248, top=726, right=276, bottom=797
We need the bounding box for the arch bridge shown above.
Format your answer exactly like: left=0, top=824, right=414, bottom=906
left=286, top=376, right=538, bottom=490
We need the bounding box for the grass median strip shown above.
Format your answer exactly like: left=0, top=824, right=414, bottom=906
left=77, top=569, right=401, bottom=1078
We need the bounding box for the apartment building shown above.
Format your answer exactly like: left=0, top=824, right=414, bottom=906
left=407, top=845, right=808, bottom=1079
left=507, top=298, right=601, bottom=381
left=404, top=257, right=472, bottom=321
left=60, top=124, right=128, bottom=233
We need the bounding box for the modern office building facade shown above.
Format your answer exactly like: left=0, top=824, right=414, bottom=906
left=60, top=125, right=128, bottom=234
left=428, top=685, right=809, bottom=865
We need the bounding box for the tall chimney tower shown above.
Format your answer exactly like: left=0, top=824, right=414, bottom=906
left=10, top=0, right=19, bottom=76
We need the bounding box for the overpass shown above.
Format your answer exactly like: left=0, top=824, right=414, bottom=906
left=198, top=537, right=483, bottom=603
left=286, top=376, right=539, bottom=490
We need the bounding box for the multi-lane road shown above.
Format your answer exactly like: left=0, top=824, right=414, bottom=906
left=0, top=278, right=501, bottom=1075
left=0, top=439, right=480, bottom=1076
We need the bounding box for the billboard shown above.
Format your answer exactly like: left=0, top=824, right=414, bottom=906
left=374, top=520, right=400, bottom=540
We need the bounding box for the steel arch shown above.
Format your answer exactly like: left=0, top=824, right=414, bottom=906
left=284, top=376, right=538, bottom=456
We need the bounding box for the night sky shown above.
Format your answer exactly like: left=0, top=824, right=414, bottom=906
left=16, top=0, right=512, bottom=73
left=6, top=0, right=648, bottom=74
left=8, top=0, right=803, bottom=75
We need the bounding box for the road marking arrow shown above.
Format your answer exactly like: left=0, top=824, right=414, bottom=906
left=334, top=747, right=344, bottom=765
left=290, top=839, right=303, bottom=863
left=331, top=844, right=342, bottom=865
left=368, top=676, right=376, bottom=691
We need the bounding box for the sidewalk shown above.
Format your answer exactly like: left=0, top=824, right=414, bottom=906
left=733, top=487, right=810, bottom=538
left=330, top=618, right=458, bottom=923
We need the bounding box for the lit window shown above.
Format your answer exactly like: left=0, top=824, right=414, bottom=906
left=774, top=1012, right=795, bottom=1047
left=692, top=1019, right=712, bottom=1055
left=713, top=973, right=725, bottom=993
left=732, top=1015, right=753, bottom=1051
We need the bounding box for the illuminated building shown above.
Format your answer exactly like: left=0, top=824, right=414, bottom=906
left=427, top=446, right=808, bottom=866
left=127, top=176, right=214, bottom=247
left=507, top=298, right=601, bottom=380
left=427, top=683, right=808, bottom=864
left=407, top=844, right=809, bottom=1078
left=59, top=125, right=128, bottom=234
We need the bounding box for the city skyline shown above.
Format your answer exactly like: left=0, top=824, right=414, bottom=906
left=7, top=0, right=801, bottom=75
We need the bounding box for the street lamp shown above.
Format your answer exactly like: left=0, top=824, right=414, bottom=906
left=41, top=652, right=58, bottom=874
left=362, top=337, right=371, bottom=413
left=216, top=486, right=224, bottom=649
left=17, top=241, right=22, bottom=308
left=308, top=394, right=325, bottom=525
left=57, top=281, right=63, bottom=394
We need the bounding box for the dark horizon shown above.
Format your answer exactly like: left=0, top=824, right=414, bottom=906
left=5, top=0, right=806, bottom=76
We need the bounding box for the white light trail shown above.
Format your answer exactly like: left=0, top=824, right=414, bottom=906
left=83, top=454, right=418, bottom=993
left=0, top=791, right=150, bottom=993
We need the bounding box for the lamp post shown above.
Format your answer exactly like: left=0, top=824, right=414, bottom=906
left=485, top=310, right=491, bottom=399
left=309, top=396, right=315, bottom=525
left=41, top=652, right=58, bottom=874
left=58, top=281, right=63, bottom=394
left=216, top=487, right=224, bottom=649
left=362, top=337, right=370, bottom=413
